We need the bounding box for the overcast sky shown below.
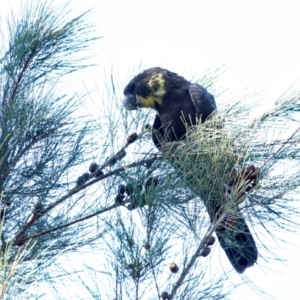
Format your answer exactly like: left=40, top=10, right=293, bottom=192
left=2, top=0, right=300, bottom=299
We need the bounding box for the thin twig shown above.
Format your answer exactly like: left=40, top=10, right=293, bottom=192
left=13, top=155, right=160, bottom=244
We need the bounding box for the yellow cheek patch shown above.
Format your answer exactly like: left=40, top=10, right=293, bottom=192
left=138, top=95, right=163, bottom=107
left=148, top=73, right=166, bottom=97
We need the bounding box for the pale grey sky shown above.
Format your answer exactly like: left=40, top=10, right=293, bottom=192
left=77, top=3, right=300, bottom=298
left=2, top=0, right=300, bottom=299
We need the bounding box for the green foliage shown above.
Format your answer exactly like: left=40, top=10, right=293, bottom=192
left=1, top=1, right=300, bottom=299
left=0, top=1, right=102, bottom=298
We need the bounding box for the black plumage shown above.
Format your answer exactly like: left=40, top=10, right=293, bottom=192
left=123, top=67, right=258, bottom=273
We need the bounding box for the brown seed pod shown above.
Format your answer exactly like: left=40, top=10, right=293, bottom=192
left=107, top=156, right=117, bottom=166
left=127, top=133, right=138, bottom=144
left=127, top=202, right=137, bottom=211
left=89, top=162, right=99, bottom=173
left=76, top=173, right=89, bottom=186
left=76, top=175, right=84, bottom=186
left=200, top=246, right=211, bottom=257
left=169, top=262, right=179, bottom=273
left=115, top=149, right=126, bottom=160
left=83, top=173, right=90, bottom=180
left=229, top=164, right=260, bottom=196
left=143, top=242, right=150, bottom=250
left=205, top=236, right=216, bottom=247
left=115, top=194, right=125, bottom=204
left=77, top=172, right=90, bottom=186
left=127, top=238, right=135, bottom=248
left=95, top=169, right=104, bottom=178
left=118, top=184, right=126, bottom=195
left=161, top=292, right=169, bottom=300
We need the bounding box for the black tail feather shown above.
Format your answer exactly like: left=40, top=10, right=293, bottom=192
left=216, top=215, right=258, bottom=273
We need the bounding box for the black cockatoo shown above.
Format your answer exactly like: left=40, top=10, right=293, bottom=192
left=123, top=67, right=258, bottom=273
